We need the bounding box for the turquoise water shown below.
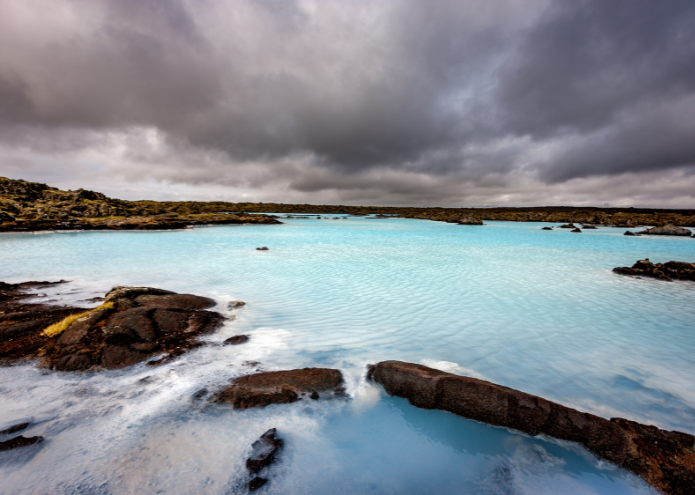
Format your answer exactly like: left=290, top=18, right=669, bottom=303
left=1, top=217, right=694, bottom=494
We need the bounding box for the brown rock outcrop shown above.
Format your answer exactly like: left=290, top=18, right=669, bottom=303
left=0, top=281, right=224, bottom=371
left=637, top=224, right=692, bottom=236
left=367, top=361, right=695, bottom=495
left=213, top=368, right=344, bottom=409
left=613, top=259, right=695, bottom=282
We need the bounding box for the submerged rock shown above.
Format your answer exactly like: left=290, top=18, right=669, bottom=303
left=624, top=231, right=639, bottom=236
left=228, top=300, right=246, bottom=310
left=256, top=247, right=269, bottom=251
left=213, top=368, right=344, bottom=409
left=224, top=335, right=249, bottom=345
left=0, top=422, right=29, bottom=435
left=571, top=227, right=582, bottom=233
left=248, top=477, right=267, bottom=491
left=367, top=360, right=695, bottom=495
left=0, top=435, right=43, bottom=452
left=637, top=224, right=692, bottom=236
left=247, top=428, right=284, bottom=474
left=613, top=259, right=695, bottom=282
left=541, top=226, right=553, bottom=230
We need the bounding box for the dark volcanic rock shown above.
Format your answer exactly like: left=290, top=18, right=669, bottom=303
left=581, top=224, right=598, bottom=229
left=367, top=360, right=695, bottom=495
left=613, top=259, right=695, bottom=282
left=0, top=422, right=29, bottom=435
left=256, top=247, right=269, bottom=251
left=213, top=368, right=344, bottom=409
left=559, top=223, right=575, bottom=228
left=571, top=227, right=582, bottom=233
left=624, top=231, right=639, bottom=236
left=224, top=335, right=250, bottom=345
left=541, top=226, right=553, bottom=230
left=1, top=282, right=225, bottom=371
left=0, top=435, right=43, bottom=452
left=637, top=224, right=692, bottom=236
left=248, top=477, right=268, bottom=491
left=247, top=428, right=283, bottom=474
left=228, top=301, right=246, bottom=310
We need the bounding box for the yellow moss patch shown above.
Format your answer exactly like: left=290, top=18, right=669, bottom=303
left=43, top=302, right=114, bottom=337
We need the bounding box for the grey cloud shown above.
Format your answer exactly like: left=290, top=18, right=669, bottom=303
left=0, top=0, right=694, bottom=206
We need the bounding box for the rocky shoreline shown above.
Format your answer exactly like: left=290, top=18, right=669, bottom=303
left=5, top=177, right=695, bottom=231
left=368, top=360, right=695, bottom=495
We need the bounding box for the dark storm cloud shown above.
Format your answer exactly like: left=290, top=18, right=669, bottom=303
left=0, top=0, right=694, bottom=206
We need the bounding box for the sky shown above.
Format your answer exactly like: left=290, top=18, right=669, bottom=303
left=1, top=0, right=694, bottom=207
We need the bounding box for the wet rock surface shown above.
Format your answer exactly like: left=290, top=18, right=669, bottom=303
left=0, top=282, right=224, bottom=371
left=224, top=335, right=250, bottom=345
left=613, top=259, right=695, bottom=282
left=0, top=435, right=43, bottom=452
left=541, top=226, right=553, bottom=230
left=367, top=360, right=695, bottom=495
left=637, top=224, right=692, bottom=236
left=571, top=227, right=582, bottom=233
left=213, top=368, right=344, bottom=409
left=0, top=422, right=30, bottom=435
left=247, top=428, right=283, bottom=474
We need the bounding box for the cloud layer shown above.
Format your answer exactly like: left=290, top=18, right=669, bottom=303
left=1, top=0, right=694, bottom=206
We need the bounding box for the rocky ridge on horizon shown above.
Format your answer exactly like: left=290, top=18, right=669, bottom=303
left=3, top=177, right=695, bottom=230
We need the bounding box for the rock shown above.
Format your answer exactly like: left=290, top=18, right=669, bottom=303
left=213, top=368, right=344, bottom=409
left=541, top=227, right=553, bottom=230
left=637, top=224, right=692, bottom=236
left=228, top=301, right=246, bottom=310
left=246, top=428, right=283, bottom=474
left=559, top=223, right=575, bottom=228
left=1, top=282, right=225, bottom=371
left=0, top=435, right=44, bottom=452
left=0, top=422, right=29, bottom=435
left=135, top=293, right=215, bottom=310
left=457, top=215, right=483, bottom=225
left=367, top=361, right=695, bottom=495
left=249, top=477, right=268, bottom=491
left=256, top=247, right=269, bottom=251
left=613, top=259, right=695, bottom=282
left=224, top=335, right=249, bottom=345
left=571, top=227, right=582, bottom=233
left=624, top=231, right=638, bottom=236
left=582, top=224, right=597, bottom=229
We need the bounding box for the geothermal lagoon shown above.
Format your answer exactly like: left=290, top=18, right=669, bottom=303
left=2, top=216, right=695, bottom=494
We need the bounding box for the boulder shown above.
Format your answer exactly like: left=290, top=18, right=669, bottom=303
left=624, top=231, right=638, bottom=236
left=213, top=368, right=344, bottom=409
left=228, top=301, right=246, bottom=310
left=541, top=227, right=553, bottom=230
left=637, top=224, right=692, bottom=236
left=581, top=224, right=597, bottom=229
left=367, top=361, right=695, bottom=495
left=571, top=227, right=582, bottom=233
left=0, top=284, right=225, bottom=371
left=559, top=223, right=575, bottom=228
left=613, top=259, right=695, bottom=282
left=256, top=247, right=269, bottom=251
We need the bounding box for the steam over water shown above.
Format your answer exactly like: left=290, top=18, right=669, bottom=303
left=2, top=216, right=695, bottom=494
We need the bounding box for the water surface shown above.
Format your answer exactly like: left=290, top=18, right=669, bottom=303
left=2, top=217, right=694, bottom=494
